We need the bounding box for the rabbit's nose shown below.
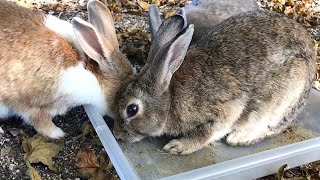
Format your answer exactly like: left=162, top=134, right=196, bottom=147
left=113, top=129, right=126, bottom=141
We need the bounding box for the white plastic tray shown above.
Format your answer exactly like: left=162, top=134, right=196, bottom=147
left=84, top=89, right=320, bottom=180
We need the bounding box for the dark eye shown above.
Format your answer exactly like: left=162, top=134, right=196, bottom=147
left=126, top=104, right=139, bottom=118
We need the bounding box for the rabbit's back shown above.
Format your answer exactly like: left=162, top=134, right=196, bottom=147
left=172, top=10, right=315, bottom=131
left=0, top=0, right=45, bottom=34
left=178, top=11, right=315, bottom=91
left=185, top=0, right=259, bottom=42
left=0, top=1, right=79, bottom=105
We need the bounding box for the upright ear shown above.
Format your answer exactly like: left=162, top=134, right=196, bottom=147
left=176, top=8, right=187, bottom=29
left=87, top=0, right=119, bottom=48
left=148, top=25, right=194, bottom=95
left=144, top=14, right=186, bottom=70
left=148, top=4, right=162, bottom=42
left=72, top=17, right=118, bottom=74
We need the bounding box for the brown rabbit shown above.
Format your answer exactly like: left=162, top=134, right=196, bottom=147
left=113, top=11, right=316, bottom=155
left=148, top=0, right=259, bottom=43
left=0, top=0, right=134, bottom=138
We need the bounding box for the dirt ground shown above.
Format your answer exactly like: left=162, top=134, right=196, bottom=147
left=0, top=0, right=320, bottom=179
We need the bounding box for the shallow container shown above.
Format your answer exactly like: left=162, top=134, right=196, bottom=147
left=84, top=89, right=320, bottom=180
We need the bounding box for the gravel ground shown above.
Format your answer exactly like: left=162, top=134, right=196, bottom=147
left=0, top=0, right=320, bottom=179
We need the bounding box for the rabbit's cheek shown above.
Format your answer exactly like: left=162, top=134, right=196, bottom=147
left=113, top=128, right=126, bottom=140
left=117, top=125, right=145, bottom=142
left=127, top=133, right=145, bottom=142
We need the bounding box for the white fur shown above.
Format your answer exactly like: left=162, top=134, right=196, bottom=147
left=0, top=104, right=15, bottom=118
left=48, top=126, right=65, bottom=139
left=56, top=63, right=109, bottom=117
left=44, top=15, right=83, bottom=54
left=0, top=126, right=3, bottom=134
left=0, top=105, right=32, bottom=126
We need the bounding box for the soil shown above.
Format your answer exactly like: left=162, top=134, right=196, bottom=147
left=1, top=0, right=320, bottom=180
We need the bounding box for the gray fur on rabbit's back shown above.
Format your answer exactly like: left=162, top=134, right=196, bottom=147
left=114, top=10, right=316, bottom=154
left=182, top=10, right=315, bottom=86
left=172, top=10, right=316, bottom=128
left=185, top=0, right=259, bottom=42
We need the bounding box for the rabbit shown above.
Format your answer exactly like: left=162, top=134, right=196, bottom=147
left=0, top=0, right=134, bottom=139
left=113, top=10, right=317, bottom=155
left=148, top=0, right=259, bottom=43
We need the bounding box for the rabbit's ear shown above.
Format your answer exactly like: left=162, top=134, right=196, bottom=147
left=72, top=17, right=117, bottom=74
left=148, top=4, right=162, bottom=42
left=144, top=14, right=186, bottom=71
left=87, top=0, right=119, bottom=48
left=176, top=8, right=187, bottom=29
left=149, top=25, right=194, bottom=94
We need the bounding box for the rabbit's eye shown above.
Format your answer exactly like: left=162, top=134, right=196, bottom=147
left=126, top=104, right=139, bottom=117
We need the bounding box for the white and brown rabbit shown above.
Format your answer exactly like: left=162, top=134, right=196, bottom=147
left=113, top=11, right=316, bottom=155
left=0, top=0, right=134, bottom=138
left=148, top=0, right=259, bottom=43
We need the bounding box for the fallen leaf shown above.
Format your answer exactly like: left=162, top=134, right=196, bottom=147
left=22, top=135, right=64, bottom=172
left=26, top=162, right=42, bottom=180
left=277, top=164, right=289, bottom=180
left=114, top=14, right=122, bottom=22
left=137, top=1, right=150, bottom=10
left=81, top=121, right=95, bottom=139
left=76, top=149, right=113, bottom=180
left=91, top=138, right=103, bottom=147
left=164, top=8, right=178, bottom=19
left=151, top=0, right=160, bottom=6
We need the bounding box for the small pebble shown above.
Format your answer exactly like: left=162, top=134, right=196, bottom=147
left=1, top=146, right=11, bottom=156
left=284, top=170, right=294, bottom=178
left=8, top=128, right=22, bottom=137
left=9, top=164, right=15, bottom=171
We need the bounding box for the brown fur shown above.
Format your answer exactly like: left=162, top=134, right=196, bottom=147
left=0, top=0, right=134, bottom=138
left=86, top=50, right=134, bottom=113
left=0, top=0, right=81, bottom=136
left=185, top=0, right=259, bottom=43
left=149, top=0, right=259, bottom=44
left=114, top=11, right=316, bottom=154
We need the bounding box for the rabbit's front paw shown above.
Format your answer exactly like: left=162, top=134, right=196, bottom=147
left=226, top=130, right=260, bottom=146
left=163, top=139, right=199, bottom=155
left=47, top=126, right=65, bottom=139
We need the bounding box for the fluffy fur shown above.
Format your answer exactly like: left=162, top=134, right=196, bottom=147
left=148, top=0, right=259, bottom=43
left=114, top=11, right=316, bottom=155
left=0, top=0, right=133, bottom=138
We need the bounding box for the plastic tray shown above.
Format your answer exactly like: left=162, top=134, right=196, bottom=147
left=84, top=89, right=320, bottom=180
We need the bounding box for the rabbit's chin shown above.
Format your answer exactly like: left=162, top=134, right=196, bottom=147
left=114, top=128, right=145, bottom=143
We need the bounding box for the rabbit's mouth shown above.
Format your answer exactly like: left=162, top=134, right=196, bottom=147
left=114, top=126, right=145, bottom=143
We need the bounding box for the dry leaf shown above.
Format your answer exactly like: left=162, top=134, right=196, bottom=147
left=91, top=138, right=103, bottom=147
left=23, top=135, right=64, bottom=172
left=164, top=8, right=178, bottom=19
left=81, top=121, right=95, bottom=138
left=137, top=1, right=150, bottom=10
left=114, top=14, right=122, bottom=22
left=151, top=0, right=160, bottom=6
left=277, top=164, right=289, bottom=180
left=27, top=162, right=42, bottom=180
left=76, top=149, right=113, bottom=180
